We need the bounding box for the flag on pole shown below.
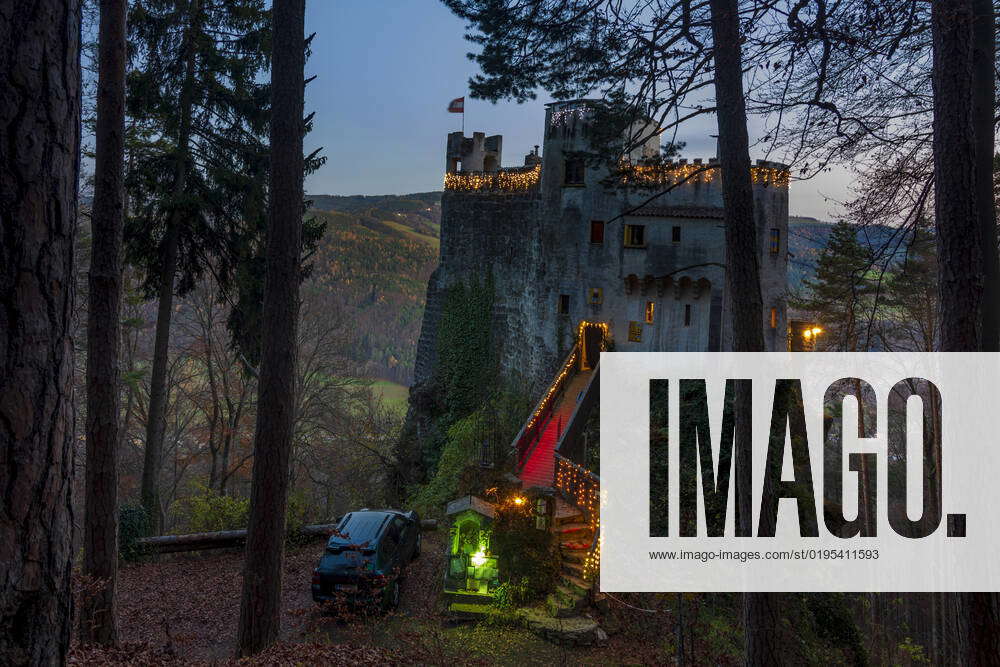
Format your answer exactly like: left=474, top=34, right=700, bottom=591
left=447, top=96, right=465, bottom=113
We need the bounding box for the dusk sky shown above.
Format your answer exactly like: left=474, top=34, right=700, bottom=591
left=308, top=2, right=850, bottom=220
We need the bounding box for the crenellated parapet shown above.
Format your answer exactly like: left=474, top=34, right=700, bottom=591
left=620, top=158, right=790, bottom=188
left=443, top=164, right=541, bottom=192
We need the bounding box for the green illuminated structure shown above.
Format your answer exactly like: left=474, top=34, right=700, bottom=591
left=444, top=495, right=499, bottom=597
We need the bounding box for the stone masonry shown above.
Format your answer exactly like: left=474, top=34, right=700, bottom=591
left=413, top=100, right=790, bottom=401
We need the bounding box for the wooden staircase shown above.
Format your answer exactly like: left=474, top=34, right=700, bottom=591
left=546, top=498, right=596, bottom=618
left=519, top=369, right=593, bottom=490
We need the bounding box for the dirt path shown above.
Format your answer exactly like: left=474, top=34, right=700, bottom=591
left=98, top=531, right=448, bottom=661
left=109, top=543, right=317, bottom=660
left=75, top=530, right=622, bottom=665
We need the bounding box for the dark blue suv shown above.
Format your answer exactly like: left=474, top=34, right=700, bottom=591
left=311, top=509, right=421, bottom=610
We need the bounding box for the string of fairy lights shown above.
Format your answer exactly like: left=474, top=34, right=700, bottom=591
left=546, top=321, right=609, bottom=581
left=524, top=347, right=579, bottom=432
left=443, top=160, right=789, bottom=193
left=524, top=321, right=609, bottom=434
left=555, top=455, right=601, bottom=580
left=550, top=106, right=591, bottom=127
left=444, top=164, right=541, bottom=192
left=621, top=162, right=790, bottom=188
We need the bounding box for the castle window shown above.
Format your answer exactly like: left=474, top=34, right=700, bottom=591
left=628, top=321, right=642, bottom=342
left=564, top=157, right=585, bottom=185
left=672, top=226, right=682, bottom=244
left=624, top=224, right=646, bottom=248
left=589, top=288, right=603, bottom=305
left=684, top=304, right=692, bottom=326
left=558, top=294, right=570, bottom=314
left=645, top=301, right=655, bottom=324
left=590, top=220, right=605, bottom=244
left=769, top=228, right=780, bottom=254
left=770, top=307, right=778, bottom=329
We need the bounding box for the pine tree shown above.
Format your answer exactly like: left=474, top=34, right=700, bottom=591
left=793, top=221, right=876, bottom=352
left=125, top=0, right=271, bottom=533
left=80, top=0, right=128, bottom=646
left=0, top=1, right=81, bottom=662
left=237, top=0, right=306, bottom=654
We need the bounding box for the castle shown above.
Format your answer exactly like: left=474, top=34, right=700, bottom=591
left=413, top=99, right=790, bottom=399
left=418, top=101, right=792, bottom=618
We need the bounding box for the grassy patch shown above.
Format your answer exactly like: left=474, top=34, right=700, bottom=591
left=370, top=379, right=410, bottom=414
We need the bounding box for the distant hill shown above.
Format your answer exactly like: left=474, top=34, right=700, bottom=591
left=787, top=216, right=905, bottom=292
left=308, top=192, right=441, bottom=242
left=787, top=216, right=833, bottom=292
left=305, top=193, right=441, bottom=385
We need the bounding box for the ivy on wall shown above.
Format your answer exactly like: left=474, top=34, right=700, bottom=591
left=436, top=273, right=497, bottom=419
left=421, top=273, right=498, bottom=471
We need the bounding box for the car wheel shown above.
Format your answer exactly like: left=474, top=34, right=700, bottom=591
left=385, top=579, right=401, bottom=610
left=412, top=533, right=421, bottom=561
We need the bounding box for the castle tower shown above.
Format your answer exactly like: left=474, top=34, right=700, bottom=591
left=445, top=131, right=503, bottom=173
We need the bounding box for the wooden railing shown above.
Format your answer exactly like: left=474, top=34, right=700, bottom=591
left=554, top=454, right=601, bottom=580
left=551, top=357, right=602, bottom=580
left=552, top=363, right=599, bottom=467
left=510, top=345, right=580, bottom=471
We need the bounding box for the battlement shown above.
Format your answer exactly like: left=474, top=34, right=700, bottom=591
left=446, top=131, right=503, bottom=173
left=620, top=157, right=790, bottom=188
left=443, top=164, right=541, bottom=192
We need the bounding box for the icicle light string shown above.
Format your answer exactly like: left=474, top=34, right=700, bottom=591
left=444, top=164, right=541, bottom=192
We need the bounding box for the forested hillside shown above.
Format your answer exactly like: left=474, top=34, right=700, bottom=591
left=787, top=216, right=903, bottom=291
left=305, top=194, right=440, bottom=385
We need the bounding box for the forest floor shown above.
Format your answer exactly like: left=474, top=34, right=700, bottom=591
left=69, top=531, right=625, bottom=665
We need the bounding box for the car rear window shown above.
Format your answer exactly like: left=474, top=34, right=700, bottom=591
left=327, top=512, right=389, bottom=550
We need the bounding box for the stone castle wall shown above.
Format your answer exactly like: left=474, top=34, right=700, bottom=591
left=411, top=188, right=559, bottom=398
left=411, top=109, right=790, bottom=441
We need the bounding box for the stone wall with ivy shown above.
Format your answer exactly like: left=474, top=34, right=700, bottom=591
left=401, top=189, right=559, bottom=488
left=412, top=189, right=554, bottom=393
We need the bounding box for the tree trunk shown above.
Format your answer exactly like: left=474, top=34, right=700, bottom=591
left=140, top=224, right=177, bottom=533
left=932, top=2, right=998, bottom=663
left=708, top=0, right=779, bottom=663
left=933, top=0, right=982, bottom=352
left=236, top=0, right=306, bottom=656
left=968, top=0, right=1000, bottom=651
left=710, top=0, right=765, bottom=356
left=139, top=2, right=199, bottom=534
left=0, top=1, right=81, bottom=663
left=973, top=0, right=999, bottom=353
left=80, top=0, right=128, bottom=647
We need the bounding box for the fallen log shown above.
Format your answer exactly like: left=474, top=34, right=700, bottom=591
left=135, top=519, right=438, bottom=554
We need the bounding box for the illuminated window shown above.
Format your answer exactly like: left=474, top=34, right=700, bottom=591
left=590, top=220, right=604, bottom=244
left=589, top=288, right=603, bottom=305
left=628, top=321, right=642, bottom=342
left=564, top=157, right=585, bottom=185
left=645, top=301, right=655, bottom=324
left=770, top=307, right=778, bottom=329
left=672, top=226, right=681, bottom=243
left=684, top=304, right=692, bottom=326
left=558, top=294, right=570, bottom=314
left=769, top=228, right=780, bottom=254
left=624, top=224, right=646, bottom=248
